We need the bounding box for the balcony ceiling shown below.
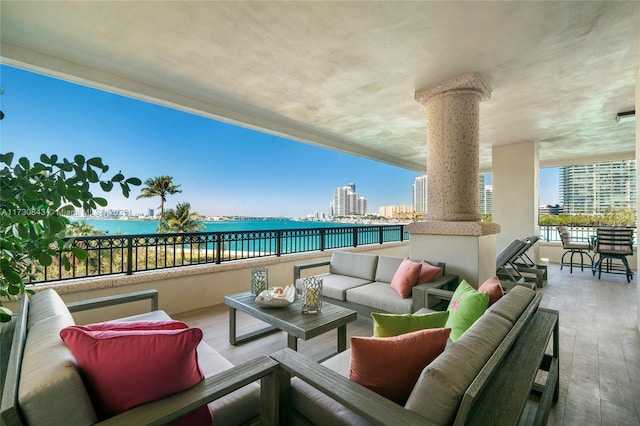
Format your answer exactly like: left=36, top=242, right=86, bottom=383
left=1, top=1, right=638, bottom=172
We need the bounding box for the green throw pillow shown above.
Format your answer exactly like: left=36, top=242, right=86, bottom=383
left=372, top=311, right=450, bottom=337
left=445, top=280, right=490, bottom=342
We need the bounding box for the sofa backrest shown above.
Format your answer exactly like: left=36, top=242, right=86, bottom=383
left=1, top=289, right=98, bottom=426
left=374, top=256, right=404, bottom=283
left=329, top=251, right=378, bottom=281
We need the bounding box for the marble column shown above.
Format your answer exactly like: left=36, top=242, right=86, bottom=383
left=407, top=73, right=500, bottom=286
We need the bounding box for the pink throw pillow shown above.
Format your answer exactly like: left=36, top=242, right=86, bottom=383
left=349, top=327, right=451, bottom=404
left=60, top=326, right=211, bottom=424
left=390, top=258, right=423, bottom=298
left=417, top=261, right=443, bottom=284
left=74, top=320, right=188, bottom=331
left=478, top=276, right=504, bottom=306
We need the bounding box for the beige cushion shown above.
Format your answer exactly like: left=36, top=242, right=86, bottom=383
left=346, top=282, right=413, bottom=314
left=329, top=251, right=378, bottom=281
left=28, top=289, right=75, bottom=329
left=296, top=273, right=372, bottom=301
left=291, top=378, right=372, bottom=426
left=404, top=313, right=512, bottom=425
left=374, top=256, right=404, bottom=283
left=486, top=285, right=536, bottom=324
left=19, top=313, right=97, bottom=426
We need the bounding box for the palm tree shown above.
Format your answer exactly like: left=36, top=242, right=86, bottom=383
left=162, top=202, right=205, bottom=262
left=136, top=176, right=182, bottom=228
left=162, top=202, right=205, bottom=233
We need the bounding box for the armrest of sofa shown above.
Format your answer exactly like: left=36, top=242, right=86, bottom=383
left=97, top=356, right=280, bottom=426
left=271, top=348, right=433, bottom=426
left=293, top=260, right=331, bottom=283
left=65, top=289, right=159, bottom=313
left=411, top=274, right=459, bottom=312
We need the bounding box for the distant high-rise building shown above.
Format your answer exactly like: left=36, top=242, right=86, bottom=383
left=482, top=185, right=493, bottom=215
left=414, top=174, right=491, bottom=215
left=332, top=183, right=367, bottom=216
left=559, top=161, right=636, bottom=214
left=379, top=205, right=414, bottom=220
left=147, top=208, right=155, bottom=217
left=413, top=175, right=428, bottom=213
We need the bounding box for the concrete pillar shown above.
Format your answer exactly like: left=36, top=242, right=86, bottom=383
left=635, top=65, right=639, bottom=332
left=408, top=73, right=500, bottom=287
left=415, top=73, right=490, bottom=221
left=492, top=142, right=540, bottom=260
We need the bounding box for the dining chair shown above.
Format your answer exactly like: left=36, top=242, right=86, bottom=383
left=592, top=227, right=634, bottom=282
left=557, top=225, right=593, bottom=273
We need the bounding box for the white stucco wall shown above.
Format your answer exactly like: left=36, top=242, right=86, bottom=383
left=5, top=244, right=410, bottom=324
left=492, top=142, right=540, bottom=260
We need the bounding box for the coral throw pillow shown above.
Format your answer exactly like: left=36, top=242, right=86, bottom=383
left=390, top=258, right=423, bottom=298
left=60, top=326, right=211, bottom=425
left=478, top=276, right=504, bottom=306
left=417, top=261, right=442, bottom=285
left=371, top=311, right=449, bottom=337
left=349, top=327, right=451, bottom=404
left=445, top=280, right=490, bottom=342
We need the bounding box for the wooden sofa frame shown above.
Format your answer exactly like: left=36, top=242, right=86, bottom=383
left=2, top=288, right=559, bottom=425
left=0, top=290, right=280, bottom=426
left=272, top=290, right=559, bottom=425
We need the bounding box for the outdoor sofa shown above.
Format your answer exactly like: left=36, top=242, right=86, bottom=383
left=293, top=251, right=460, bottom=315
left=276, top=284, right=560, bottom=425
left=0, top=289, right=273, bottom=426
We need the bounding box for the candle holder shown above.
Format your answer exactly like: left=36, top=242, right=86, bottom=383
left=251, top=267, right=268, bottom=295
left=302, top=276, right=323, bottom=314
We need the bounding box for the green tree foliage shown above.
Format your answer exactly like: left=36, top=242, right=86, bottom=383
left=162, top=202, right=205, bottom=233
left=539, top=208, right=636, bottom=227
left=0, top=153, right=140, bottom=321
left=65, top=220, right=107, bottom=236
left=136, top=176, right=182, bottom=229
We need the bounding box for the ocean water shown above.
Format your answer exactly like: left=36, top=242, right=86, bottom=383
left=70, top=217, right=350, bottom=235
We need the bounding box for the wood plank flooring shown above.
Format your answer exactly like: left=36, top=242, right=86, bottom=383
left=174, top=263, right=640, bottom=425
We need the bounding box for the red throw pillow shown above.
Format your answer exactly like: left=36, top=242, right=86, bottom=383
left=417, top=261, right=443, bottom=285
left=60, top=326, right=211, bottom=424
left=390, top=258, right=423, bottom=298
left=349, top=327, right=451, bottom=404
left=478, top=276, right=504, bottom=306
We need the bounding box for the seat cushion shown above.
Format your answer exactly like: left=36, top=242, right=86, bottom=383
left=405, top=313, right=513, bottom=425
left=346, top=282, right=413, bottom=314
left=296, top=273, right=372, bottom=301
left=329, top=251, right=378, bottom=281
left=486, top=285, right=536, bottom=324
left=374, top=256, right=405, bottom=283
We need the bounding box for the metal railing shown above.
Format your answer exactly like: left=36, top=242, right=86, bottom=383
left=33, top=225, right=407, bottom=283
left=539, top=224, right=636, bottom=244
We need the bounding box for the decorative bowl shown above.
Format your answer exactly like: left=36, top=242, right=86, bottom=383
left=255, top=285, right=296, bottom=308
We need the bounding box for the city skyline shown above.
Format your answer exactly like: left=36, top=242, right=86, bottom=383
left=1, top=64, right=560, bottom=217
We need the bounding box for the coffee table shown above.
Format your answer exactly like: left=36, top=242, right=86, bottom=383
left=224, top=292, right=357, bottom=354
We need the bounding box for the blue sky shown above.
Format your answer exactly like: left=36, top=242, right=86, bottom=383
left=0, top=64, right=559, bottom=217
